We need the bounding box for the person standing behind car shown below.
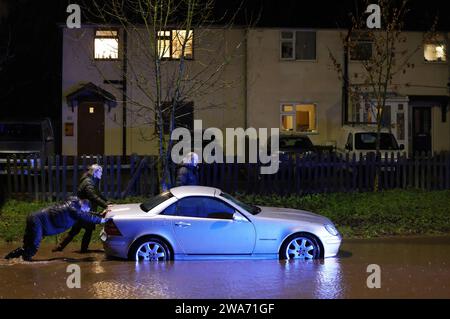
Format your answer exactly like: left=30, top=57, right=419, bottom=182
left=53, top=164, right=110, bottom=253
left=175, top=152, right=200, bottom=186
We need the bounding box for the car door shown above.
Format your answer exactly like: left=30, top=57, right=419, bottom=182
left=168, top=196, right=256, bottom=255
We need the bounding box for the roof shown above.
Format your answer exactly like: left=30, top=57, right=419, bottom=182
left=65, top=82, right=117, bottom=109
left=170, top=186, right=220, bottom=198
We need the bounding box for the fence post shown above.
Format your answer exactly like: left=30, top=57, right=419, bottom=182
left=116, top=156, right=121, bottom=199
left=73, top=156, right=78, bottom=196
left=6, top=156, right=12, bottom=197
left=62, top=156, right=67, bottom=199
left=55, top=155, right=60, bottom=201
left=33, top=154, right=39, bottom=201
left=40, top=155, right=47, bottom=202
left=48, top=156, right=54, bottom=201
left=27, top=155, right=32, bottom=199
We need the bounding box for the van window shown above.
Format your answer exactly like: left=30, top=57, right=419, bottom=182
left=355, top=133, right=399, bottom=150
left=346, top=133, right=353, bottom=150
left=0, top=123, right=42, bottom=142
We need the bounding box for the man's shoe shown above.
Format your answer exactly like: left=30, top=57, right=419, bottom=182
left=22, top=255, right=33, bottom=262
left=4, top=248, right=24, bottom=260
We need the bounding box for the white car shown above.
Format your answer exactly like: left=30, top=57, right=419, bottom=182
left=101, top=186, right=342, bottom=261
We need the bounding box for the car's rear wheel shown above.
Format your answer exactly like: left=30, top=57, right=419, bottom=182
left=280, top=233, right=321, bottom=260
left=129, top=237, right=172, bottom=262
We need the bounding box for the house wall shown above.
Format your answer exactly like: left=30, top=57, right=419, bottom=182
left=62, top=26, right=450, bottom=156
left=62, top=26, right=246, bottom=156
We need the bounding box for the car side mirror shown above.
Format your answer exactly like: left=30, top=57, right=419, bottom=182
left=345, top=143, right=352, bottom=151
left=399, top=144, right=405, bottom=150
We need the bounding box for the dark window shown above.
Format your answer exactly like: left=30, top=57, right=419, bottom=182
left=279, top=137, right=314, bottom=151
left=354, top=133, right=399, bottom=151
left=202, top=197, right=235, bottom=220
left=295, top=31, right=316, bottom=60
left=280, top=31, right=316, bottom=60
left=350, top=33, right=373, bottom=61
left=165, top=196, right=235, bottom=220
left=176, top=197, right=203, bottom=218
left=140, top=192, right=174, bottom=212
left=0, top=123, right=42, bottom=142
left=156, top=101, right=194, bottom=134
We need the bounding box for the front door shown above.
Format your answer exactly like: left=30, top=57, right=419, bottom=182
left=412, top=107, right=432, bottom=154
left=77, top=102, right=105, bottom=155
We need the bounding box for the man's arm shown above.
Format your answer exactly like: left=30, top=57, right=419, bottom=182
left=76, top=210, right=105, bottom=225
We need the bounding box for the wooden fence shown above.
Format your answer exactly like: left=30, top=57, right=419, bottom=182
left=3, top=152, right=450, bottom=200
left=3, top=155, right=159, bottom=201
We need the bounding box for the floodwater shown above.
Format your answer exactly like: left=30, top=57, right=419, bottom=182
left=0, top=237, right=449, bottom=299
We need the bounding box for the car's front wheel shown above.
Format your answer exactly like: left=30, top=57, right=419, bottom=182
left=280, top=233, right=321, bottom=260
left=129, top=237, right=172, bottom=262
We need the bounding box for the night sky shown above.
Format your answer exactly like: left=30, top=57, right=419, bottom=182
left=0, top=0, right=448, bottom=151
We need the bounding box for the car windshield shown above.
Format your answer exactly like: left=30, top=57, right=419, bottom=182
left=279, top=137, right=314, bottom=151
left=220, top=192, right=261, bottom=215
left=354, top=133, right=399, bottom=151
left=140, top=192, right=174, bottom=213
left=0, top=123, right=42, bottom=142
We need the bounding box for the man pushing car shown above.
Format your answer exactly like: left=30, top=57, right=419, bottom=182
left=4, top=197, right=110, bottom=262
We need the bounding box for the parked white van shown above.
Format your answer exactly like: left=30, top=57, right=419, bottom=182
left=337, top=126, right=405, bottom=160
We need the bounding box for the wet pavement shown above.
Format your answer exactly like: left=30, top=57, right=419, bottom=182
left=0, top=237, right=449, bottom=299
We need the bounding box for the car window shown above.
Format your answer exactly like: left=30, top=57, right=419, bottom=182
left=0, top=123, right=42, bottom=142
left=177, top=197, right=203, bottom=218
left=346, top=133, right=353, bottom=150
left=202, top=197, right=235, bottom=220
left=166, top=196, right=236, bottom=220
left=140, top=192, right=174, bottom=212
left=355, top=133, right=399, bottom=150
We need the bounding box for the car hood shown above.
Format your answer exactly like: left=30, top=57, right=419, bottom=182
left=256, top=206, right=331, bottom=224
left=106, top=203, right=147, bottom=218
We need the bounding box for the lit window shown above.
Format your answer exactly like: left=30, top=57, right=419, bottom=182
left=89, top=107, right=95, bottom=114
left=94, top=30, right=119, bottom=60
left=157, top=30, right=193, bottom=60
left=280, top=104, right=317, bottom=133
left=280, top=31, right=316, bottom=60
left=424, top=43, right=447, bottom=62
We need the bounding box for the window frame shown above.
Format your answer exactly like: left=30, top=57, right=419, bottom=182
left=279, top=30, right=317, bottom=61
left=94, top=29, right=120, bottom=61
left=157, top=29, right=195, bottom=61
left=279, top=103, right=319, bottom=135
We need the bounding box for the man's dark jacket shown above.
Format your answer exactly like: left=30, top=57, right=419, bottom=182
left=175, top=164, right=199, bottom=187
left=30, top=200, right=103, bottom=237
left=77, top=173, right=108, bottom=210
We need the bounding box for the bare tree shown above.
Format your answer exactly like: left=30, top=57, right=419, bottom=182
left=329, top=0, right=437, bottom=191
left=82, top=0, right=250, bottom=191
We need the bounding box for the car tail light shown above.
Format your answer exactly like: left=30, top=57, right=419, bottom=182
left=104, top=220, right=123, bottom=236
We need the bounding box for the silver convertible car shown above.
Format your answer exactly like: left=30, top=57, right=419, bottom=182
left=100, top=186, right=342, bottom=261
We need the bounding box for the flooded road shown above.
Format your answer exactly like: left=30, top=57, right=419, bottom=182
left=0, top=237, right=449, bottom=299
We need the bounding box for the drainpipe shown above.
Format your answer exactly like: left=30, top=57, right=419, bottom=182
left=244, top=27, right=248, bottom=129
left=342, top=30, right=351, bottom=127
left=122, top=27, right=128, bottom=157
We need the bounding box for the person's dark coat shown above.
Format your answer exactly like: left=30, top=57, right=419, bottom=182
left=21, top=198, right=103, bottom=259
left=30, top=199, right=103, bottom=237
left=77, top=173, right=108, bottom=211
left=175, top=164, right=199, bottom=187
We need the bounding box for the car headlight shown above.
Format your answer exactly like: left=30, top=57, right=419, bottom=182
left=325, top=224, right=339, bottom=236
